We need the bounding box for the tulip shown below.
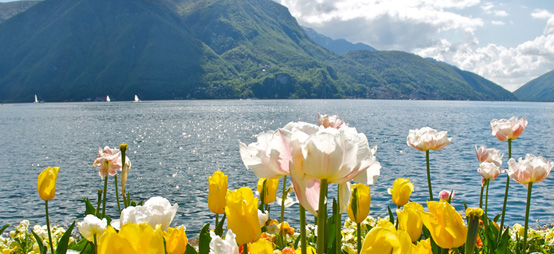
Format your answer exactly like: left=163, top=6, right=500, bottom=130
left=507, top=154, right=553, bottom=251
left=360, top=219, right=412, bottom=253
left=77, top=214, right=107, bottom=243
left=209, top=229, right=239, bottom=254
left=412, top=239, right=432, bottom=254
left=239, top=130, right=292, bottom=179
left=490, top=116, right=527, bottom=142
left=208, top=170, right=228, bottom=214
left=295, top=246, right=316, bottom=254
left=257, top=177, right=279, bottom=205
left=37, top=167, right=59, bottom=201
left=97, top=223, right=165, bottom=254
left=420, top=200, right=467, bottom=249
left=119, top=144, right=132, bottom=209
left=347, top=184, right=371, bottom=224
left=388, top=178, right=413, bottom=208
left=318, top=112, right=345, bottom=129
left=397, top=202, right=423, bottom=242
left=250, top=238, right=273, bottom=254
left=225, top=187, right=261, bottom=245
left=407, top=127, right=451, bottom=201
left=438, top=190, right=454, bottom=202
left=163, top=226, right=187, bottom=254
left=37, top=166, right=59, bottom=254
left=93, top=146, right=126, bottom=178
left=118, top=196, right=179, bottom=231
left=475, top=145, right=503, bottom=166
left=478, top=162, right=501, bottom=214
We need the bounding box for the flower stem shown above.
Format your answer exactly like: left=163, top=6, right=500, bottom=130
left=96, top=189, right=102, bottom=217
left=317, top=179, right=328, bottom=254
left=336, top=186, right=341, bottom=254
left=120, top=146, right=127, bottom=208
left=300, top=205, right=307, bottom=254
left=499, top=139, right=512, bottom=242
left=102, top=175, right=108, bottom=218
left=426, top=150, right=434, bottom=201
left=523, top=182, right=533, bottom=254
left=114, top=175, right=121, bottom=214
left=485, top=179, right=490, bottom=217
left=357, top=222, right=361, bottom=254
left=215, top=213, right=219, bottom=230
left=280, top=175, right=287, bottom=224
left=243, top=243, right=248, bottom=254
left=93, top=234, right=98, bottom=254
left=479, top=183, right=484, bottom=208
left=45, top=201, right=55, bottom=254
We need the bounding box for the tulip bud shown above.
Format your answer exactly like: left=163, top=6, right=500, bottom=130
left=37, top=167, right=60, bottom=201
left=347, top=184, right=371, bottom=224
left=257, top=177, right=279, bottom=205
left=388, top=178, right=413, bottom=207
left=208, top=171, right=228, bottom=214
left=465, top=208, right=483, bottom=254
left=397, top=202, right=423, bottom=242
left=225, top=187, right=261, bottom=245
left=164, top=226, right=188, bottom=254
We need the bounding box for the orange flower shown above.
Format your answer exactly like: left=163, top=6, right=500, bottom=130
left=282, top=247, right=296, bottom=254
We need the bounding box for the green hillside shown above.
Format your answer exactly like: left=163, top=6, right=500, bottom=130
left=514, top=70, right=554, bottom=101
left=0, top=0, right=517, bottom=102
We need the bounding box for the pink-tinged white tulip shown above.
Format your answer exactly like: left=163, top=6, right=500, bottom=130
left=282, top=121, right=381, bottom=215
left=239, top=130, right=292, bottom=179
left=475, top=145, right=503, bottom=167
left=318, top=113, right=345, bottom=129
left=92, top=146, right=130, bottom=179
left=439, top=190, right=455, bottom=201
left=490, top=117, right=527, bottom=142
left=407, top=127, right=452, bottom=151
left=478, top=162, right=502, bottom=185
left=507, top=154, right=554, bottom=187
left=118, top=196, right=179, bottom=231
left=77, top=214, right=107, bottom=242
left=209, top=229, right=239, bottom=254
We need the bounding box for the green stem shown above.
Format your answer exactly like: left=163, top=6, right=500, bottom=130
left=115, top=175, right=121, bottom=214
left=300, top=205, right=307, bottom=254
left=498, top=139, right=512, bottom=242
left=243, top=243, right=248, bottom=254
left=215, top=213, right=219, bottom=231
left=317, top=179, right=328, bottom=254
left=426, top=150, right=434, bottom=201
left=96, top=190, right=102, bottom=217
left=102, top=174, right=108, bottom=218
left=93, top=234, right=97, bottom=254
left=523, top=182, right=533, bottom=254
left=45, top=201, right=55, bottom=254
left=357, top=222, right=361, bottom=254
left=336, top=186, right=341, bottom=254
left=280, top=175, right=287, bottom=224
left=479, top=183, right=484, bottom=208
left=485, top=179, right=490, bottom=217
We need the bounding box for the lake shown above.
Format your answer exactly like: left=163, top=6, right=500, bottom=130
left=1, top=99, right=553, bottom=235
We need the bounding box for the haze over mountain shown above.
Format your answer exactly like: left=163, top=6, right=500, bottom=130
left=514, top=70, right=554, bottom=101
left=302, top=26, right=377, bottom=54
left=0, top=0, right=516, bottom=102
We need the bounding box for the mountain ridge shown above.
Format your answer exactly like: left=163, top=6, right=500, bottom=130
left=514, top=69, right=554, bottom=101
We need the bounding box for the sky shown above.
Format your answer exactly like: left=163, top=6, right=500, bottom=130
left=274, top=0, right=554, bottom=92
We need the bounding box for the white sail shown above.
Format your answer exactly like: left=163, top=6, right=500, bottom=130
left=134, top=95, right=140, bottom=102
left=34, top=95, right=38, bottom=103
left=106, top=95, right=111, bottom=102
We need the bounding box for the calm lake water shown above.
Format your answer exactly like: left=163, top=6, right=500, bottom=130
left=1, top=99, right=553, bottom=235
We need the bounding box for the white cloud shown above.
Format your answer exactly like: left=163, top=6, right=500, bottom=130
left=481, top=2, right=509, bottom=17
left=531, top=9, right=553, bottom=20
left=491, top=20, right=504, bottom=25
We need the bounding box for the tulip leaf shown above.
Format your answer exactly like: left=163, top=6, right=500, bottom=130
left=387, top=206, right=395, bottom=225
left=69, top=239, right=93, bottom=253
left=0, top=224, right=9, bottom=235
left=55, top=221, right=75, bottom=254
left=31, top=229, right=46, bottom=254
left=325, top=199, right=338, bottom=254
left=83, top=197, right=97, bottom=216
left=215, top=213, right=226, bottom=237
left=351, top=188, right=358, bottom=222
left=495, top=226, right=511, bottom=254
left=198, top=223, right=211, bottom=254
left=185, top=244, right=198, bottom=254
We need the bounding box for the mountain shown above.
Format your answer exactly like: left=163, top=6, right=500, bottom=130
left=0, top=1, right=39, bottom=24
left=0, top=0, right=516, bottom=102
left=303, top=26, right=377, bottom=54
left=514, top=70, right=554, bottom=101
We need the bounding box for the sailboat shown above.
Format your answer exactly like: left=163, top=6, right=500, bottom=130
left=134, top=94, right=141, bottom=102
left=34, top=95, right=38, bottom=103
left=106, top=95, right=111, bottom=102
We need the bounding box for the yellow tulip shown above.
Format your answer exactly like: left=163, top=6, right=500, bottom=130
left=208, top=170, right=228, bottom=214
left=98, top=223, right=164, bottom=254
left=250, top=238, right=273, bottom=254
left=257, top=177, right=279, bottom=204
left=419, top=200, right=467, bottom=249
left=164, top=226, right=188, bottom=254
left=225, top=187, right=261, bottom=245
left=295, top=246, right=317, bottom=254
left=347, top=183, right=371, bottom=224
left=388, top=178, right=413, bottom=207
left=397, top=202, right=423, bottom=242
left=360, top=220, right=412, bottom=254
left=412, top=239, right=432, bottom=254
left=37, top=167, right=60, bottom=201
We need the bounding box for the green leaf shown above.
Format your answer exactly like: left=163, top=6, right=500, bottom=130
left=325, top=199, right=338, bottom=254
left=31, top=229, right=46, bottom=254
left=387, top=206, right=395, bottom=225
left=198, top=223, right=212, bottom=254
left=0, top=224, right=9, bottom=235
left=351, top=187, right=358, bottom=222
left=83, top=197, right=97, bottom=216
left=68, top=238, right=93, bottom=253
left=55, top=221, right=76, bottom=254
left=495, top=226, right=511, bottom=254
left=215, top=213, right=226, bottom=237
left=185, top=243, right=198, bottom=254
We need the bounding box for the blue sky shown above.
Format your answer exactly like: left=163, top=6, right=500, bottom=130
left=275, top=0, right=554, bottom=91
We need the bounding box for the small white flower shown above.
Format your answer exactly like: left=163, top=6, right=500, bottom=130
left=209, top=230, right=239, bottom=254
left=77, top=215, right=107, bottom=242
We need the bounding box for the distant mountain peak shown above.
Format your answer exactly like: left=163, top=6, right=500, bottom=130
left=302, top=26, right=376, bottom=54
left=514, top=69, right=554, bottom=101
